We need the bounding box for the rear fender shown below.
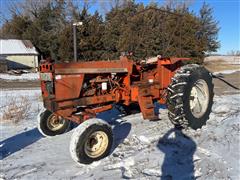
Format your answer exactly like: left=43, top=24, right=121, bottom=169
left=157, top=58, right=190, bottom=89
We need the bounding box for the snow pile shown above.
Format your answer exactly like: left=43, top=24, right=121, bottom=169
left=0, top=73, right=39, bottom=81
left=104, top=157, right=135, bottom=178
left=142, top=168, right=161, bottom=177
left=137, top=135, right=151, bottom=144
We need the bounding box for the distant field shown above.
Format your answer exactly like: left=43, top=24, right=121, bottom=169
left=204, top=56, right=240, bottom=64
left=204, top=56, right=240, bottom=72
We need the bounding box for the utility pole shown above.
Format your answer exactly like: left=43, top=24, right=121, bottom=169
left=73, top=22, right=83, bottom=62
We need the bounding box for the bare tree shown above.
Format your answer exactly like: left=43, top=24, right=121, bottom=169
left=99, top=0, right=129, bottom=14
left=19, top=0, right=50, bottom=18
left=227, top=50, right=240, bottom=56
left=163, top=0, right=194, bottom=10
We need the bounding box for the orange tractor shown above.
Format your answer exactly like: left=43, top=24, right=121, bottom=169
left=38, top=55, right=213, bottom=164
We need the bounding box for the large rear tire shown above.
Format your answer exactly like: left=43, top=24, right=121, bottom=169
left=70, top=118, right=113, bottom=164
left=37, top=109, right=71, bottom=137
left=167, top=64, right=214, bottom=130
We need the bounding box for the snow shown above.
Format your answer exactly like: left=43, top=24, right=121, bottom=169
left=0, top=89, right=42, bottom=140
left=213, top=69, right=240, bottom=75
left=197, top=147, right=211, bottom=157
left=142, top=168, right=161, bottom=177
left=0, top=73, right=39, bottom=81
left=0, top=89, right=41, bottom=105
left=104, top=157, right=135, bottom=178
left=104, top=157, right=135, bottom=170
left=138, top=135, right=151, bottom=144
left=0, top=89, right=240, bottom=179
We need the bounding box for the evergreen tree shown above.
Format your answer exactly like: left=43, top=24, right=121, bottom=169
left=78, top=10, right=105, bottom=61
left=0, top=0, right=220, bottom=63
left=199, top=2, right=220, bottom=53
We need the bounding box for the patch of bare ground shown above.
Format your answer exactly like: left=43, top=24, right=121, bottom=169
left=204, top=60, right=240, bottom=72
left=212, top=72, right=240, bottom=96
left=204, top=57, right=240, bottom=96
left=204, top=56, right=240, bottom=73
left=0, top=79, right=40, bottom=89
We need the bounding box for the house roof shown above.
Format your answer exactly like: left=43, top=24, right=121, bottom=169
left=0, top=39, right=38, bottom=55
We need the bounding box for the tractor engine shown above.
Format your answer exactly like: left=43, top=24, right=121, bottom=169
left=81, top=73, right=124, bottom=97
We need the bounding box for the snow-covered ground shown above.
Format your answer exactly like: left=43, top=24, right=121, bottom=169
left=0, top=73, right=39, bottom=81
left=0, top=87, right=239, bottom=179
left=213, top=69, right=240, bottom=75
left=0, top=89, right=42, bottom=140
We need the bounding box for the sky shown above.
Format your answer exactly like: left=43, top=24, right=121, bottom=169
left=189, top=0, right=240, bottom=54
left=0, top=0, right=239, bottom=55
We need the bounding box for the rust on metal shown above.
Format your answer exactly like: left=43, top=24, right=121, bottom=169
left=39, top=56, right=190, bottom=122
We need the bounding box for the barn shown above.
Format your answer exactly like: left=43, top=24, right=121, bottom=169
left=0, top=39, right=39, bottom=71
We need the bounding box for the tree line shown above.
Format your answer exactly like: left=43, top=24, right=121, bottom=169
left=0, top=0, right=220, bottom=63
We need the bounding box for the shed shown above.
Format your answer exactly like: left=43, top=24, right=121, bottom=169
left=0, top=57, right=7, bottom=72
left=0, top=39, right=39, bottom=70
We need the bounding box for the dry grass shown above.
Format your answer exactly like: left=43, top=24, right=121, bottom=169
left=0, top=96, right=32, bottom=124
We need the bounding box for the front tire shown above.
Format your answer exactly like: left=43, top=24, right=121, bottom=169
left=70, top=118, right=113, bottom=164
left=37, top=109, right=71, bottom=137
left=167, top=64, right=214, bottom=130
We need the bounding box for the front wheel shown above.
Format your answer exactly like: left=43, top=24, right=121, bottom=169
left=37, top=109, right=71, bottom=137
left=167, top=64, right=214, bottom=130
left=69, top=118, right=113, bottom=164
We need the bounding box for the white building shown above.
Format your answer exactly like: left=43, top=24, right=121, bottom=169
left=0, top=39, right=39, bottom=69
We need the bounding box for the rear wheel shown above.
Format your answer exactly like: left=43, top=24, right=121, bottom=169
left=167, top=64, right=214, bottom=130
left=70, top=118, right=113, bottom=164
left=37, top=110, right=71, bottom=137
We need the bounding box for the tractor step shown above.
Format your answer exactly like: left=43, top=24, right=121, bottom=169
left=138, top=95, right=158, bottom=120
left=145, top=103, right=154, bottom=109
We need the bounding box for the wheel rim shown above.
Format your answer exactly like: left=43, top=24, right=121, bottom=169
left=46, top=114, right=65, bottom=131
left=189, top=79, right=209, bottom=118
left=84, top=131, right=109, bottom=158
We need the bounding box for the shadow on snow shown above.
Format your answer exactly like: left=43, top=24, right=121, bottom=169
left=157, top=128, right=196, bottom=180
left=98, top=108, right=132, bottom=152
left=0, top=103, right=166, bottom=161
left=0, top=128, right=43, bottom=160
